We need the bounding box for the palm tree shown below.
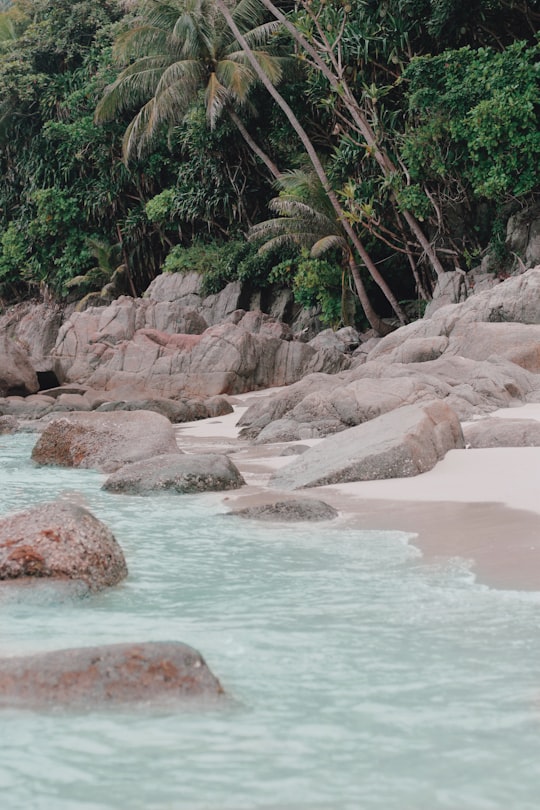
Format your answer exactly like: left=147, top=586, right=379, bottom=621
left=255, top=0, right=447, bottom=280
left=95, top=0, right=282, bottom=177
left=214, top=0, right=405, bottom=332
left=250, top=170, right=391, bottom=331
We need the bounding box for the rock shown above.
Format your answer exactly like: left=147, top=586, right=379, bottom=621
left=0, top=334, right=39, bottom=397
left=103, top=453, right=245, bottom=495
left=0, top=301, right=64, bottom=376
left=52, top=393, right=92, bottom=412
left=280, top=444, right=310, bottom=456
left=506, top=205, right=540, bottom=269
left=204, top=396, right=234, bottom=418
left=0, top=415, right=19, bottom=434
left=228, top=497, right=338, bottom=521
left=31, top=411, right=180, bottom=473
left=53, top=315, right=349, bottom=398
left=0, top=395, right=54, bottom=420
left=463, top=418, right=540, bottom=447
left=270, top=400, right=464, bottom=489
left=91, top=394, right=234, bottom=423
left=0, top=500, right=127, bottom=592
left=239, top=354, right=538, bottom=440
left=0, top=641, right=224, bottom=708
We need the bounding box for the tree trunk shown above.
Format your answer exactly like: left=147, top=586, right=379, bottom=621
left=216, top=0, right=406, bottom=331
left=258, top=0, right=446, bottom=279
left=228, top=108, right=282, bottom=181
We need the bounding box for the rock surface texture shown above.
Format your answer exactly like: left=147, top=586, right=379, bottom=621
left=0, top=641, right=224, bottom=708
left=103, top=453, right=245, bottom=495
left=51, top=299, right=349, bottom=398
left=0, top=334, right=39, bottom=397
left=270, top=400, right=464, bottom=490
left=463, top=417, right=540, bottom=448
left=228, top=498, right=339, bottom=522
left=0, top=500, right=127, bottom=592
left=31, top=411, right=180, bottom=472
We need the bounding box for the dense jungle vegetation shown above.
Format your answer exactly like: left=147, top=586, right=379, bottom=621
left=0, top=0, right=538, bottom=332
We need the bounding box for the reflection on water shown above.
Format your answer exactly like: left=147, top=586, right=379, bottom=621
left=1, top=433, right=540, bottom=810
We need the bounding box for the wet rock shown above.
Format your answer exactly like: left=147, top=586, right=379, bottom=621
left=0, top=500, right=127, bottom=592
left=31, top=411, right=180, bottom=473
left=229, top=497, right=338, bottom=522
left=270, top=400, right=464, bottom=489
left=0, top=641, right=224, bottom=708
left=0, top=415, right=19, bottom=434
left=103, top=453, right=245, bottom=495
left=463, top=417, right=540, bottom=448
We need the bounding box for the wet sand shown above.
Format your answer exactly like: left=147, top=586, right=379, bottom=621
left=175, top=399, right=540, bottom=592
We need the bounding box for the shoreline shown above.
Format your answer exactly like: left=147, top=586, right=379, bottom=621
left=175, top=398, right=540, bottom=592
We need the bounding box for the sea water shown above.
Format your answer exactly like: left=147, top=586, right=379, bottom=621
left=1, top=433, right=540, bottom=810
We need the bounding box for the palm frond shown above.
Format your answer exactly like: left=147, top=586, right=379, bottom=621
left=310, top=234, right=346, bottom=257
left=205, top=71, right=230, bottom=127
left=231, top=0, right=267, bottom=34
left=269, top=198, right=336, bottom=233
left=95, top=59, right=167, bottom=122
left=215, top=59, right=253, bottom=103
left=122, top=99, right=155, bottom=161
left=228, top=48, right=283, bottom=85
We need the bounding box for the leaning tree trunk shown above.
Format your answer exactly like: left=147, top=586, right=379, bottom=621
left=228, top=108, right=282, bottom=181
left=258, top=0, right=446, bottom=279
left=215, top=0, right=406, bottom=332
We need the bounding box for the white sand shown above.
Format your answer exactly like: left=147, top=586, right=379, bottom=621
left=176, top=399, right=540, bottom=591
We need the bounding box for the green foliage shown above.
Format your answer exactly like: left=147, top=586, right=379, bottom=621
left=162, top=238, right=299, bottom=296
left=402, top=41, right=540, bottom=201
left=290, top=254, right=344, bottom=326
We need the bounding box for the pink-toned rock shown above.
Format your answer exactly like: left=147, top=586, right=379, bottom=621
left=0, top=641, right=224, bottom=708
left=0, top=334, right=38, bottom=397
left=0, top=500, right=127, bottom=592
left=52, top=304, right=349, bottom=397
left=31, top=410, right=180, bottom=472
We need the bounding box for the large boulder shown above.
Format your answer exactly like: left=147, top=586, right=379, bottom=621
left=0, top=301, right=64, bottom=379
left=270, top=400, right=464, bottom=490
left=463, top=417, right=540, bottom=448
left=103, top=453, right=245, bottom=495
left=0, top=334, right=39, bottom=397
left=238, top=355, right=537, bottom=441
left=52, top=313, right=349, bottom=398
left=368, top=268, right=540, bottom=368
left=0, top=500, right=127, bottom=592
left=31, top=411, right=180, bottom=473
left=0, top=641, right=224, bottom=708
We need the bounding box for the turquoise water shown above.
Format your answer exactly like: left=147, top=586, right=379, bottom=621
left=1, top=433, right=540, bottom=810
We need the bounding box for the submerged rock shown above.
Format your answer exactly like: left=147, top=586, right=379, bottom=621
left=0, top=500, right=127, bottom=592
left=0, top=415, right=19, bottom=434
left=228, top=497, right=338, bottom=522
left=0, top=641, right=224, bottom=709
left=31, top=410, right=180, bottom=473
left=103, top=453, right=245, bottom=495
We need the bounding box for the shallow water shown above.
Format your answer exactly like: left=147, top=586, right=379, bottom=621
left=1, top=433, right=540, bottom=809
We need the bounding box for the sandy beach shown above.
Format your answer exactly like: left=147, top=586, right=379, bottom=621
left=175, top=396, right=540, bottom=592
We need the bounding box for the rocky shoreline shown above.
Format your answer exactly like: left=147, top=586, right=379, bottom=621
left=2, top=266, right=540, bottom=706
